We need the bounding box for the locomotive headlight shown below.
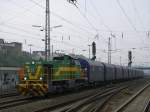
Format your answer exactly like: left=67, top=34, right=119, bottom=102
left=39, top=77, right=43, bottom=80
left=32, top=61, right=35, bottom=64
left=24, top=77, right=27, bottom=80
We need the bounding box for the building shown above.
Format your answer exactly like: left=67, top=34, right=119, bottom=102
left=32, top=50, right=66, bottom=60
left=0, top=39, right=22, bottom=56
left=32, top=51, right=45, bottom=60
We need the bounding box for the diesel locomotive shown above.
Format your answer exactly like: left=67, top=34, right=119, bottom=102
left=17, top=55, right=144, bottom=96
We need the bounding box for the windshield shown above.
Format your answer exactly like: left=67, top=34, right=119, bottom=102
left=53, top=56, right=64, bottom=60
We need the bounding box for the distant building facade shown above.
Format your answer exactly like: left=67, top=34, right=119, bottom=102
left=0, top=39, right=22, bottom=55
left=32, top=51, right=45, bottom=60
left=32, top=50, right=65, bottom=60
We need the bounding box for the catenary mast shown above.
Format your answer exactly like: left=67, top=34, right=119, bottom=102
left=45, top=0, right=50, bottom=61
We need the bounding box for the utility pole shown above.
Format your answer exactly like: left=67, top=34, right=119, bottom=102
left=45, top=0, right=50, bottom=61
left=108, top=37, right=111, bottom=64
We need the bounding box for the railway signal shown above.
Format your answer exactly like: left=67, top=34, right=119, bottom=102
left=91, top=41, right=96, bottom=60
left=128, top=51, right=132, bottom=67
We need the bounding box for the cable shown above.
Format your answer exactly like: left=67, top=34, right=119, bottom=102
left=0, top=2, right=36, bottom=25
left=0, top=29, right=86, bottom=50
left=29, top=0, right=45, bottom=8
left=116, top=0, right=137, bottom=32
left=1, top=22, right=89, bottom=44
left=67, top=0, right=99, bottom=33
left=52, top=31, right=89, bottom=43
left=5, top=0, right=96, bottom=39
left=0, top=21, right=93, bottom=49
left=131, top=0, right=145, bottom=30
left=0, top=30, right=42, bottom=41
left=116, top=0, right=148, bottom=47
left=76, top=7, right=98, bottom=33
left=1, top=24, right=41, bottom=37
left=89, top=0, right=112, bottom=32
left=29, top=0, right=96, bottom=36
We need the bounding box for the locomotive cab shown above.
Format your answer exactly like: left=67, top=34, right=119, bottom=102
left=17, top=61, right=50, bottom=96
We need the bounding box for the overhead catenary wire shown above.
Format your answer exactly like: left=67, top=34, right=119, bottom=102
left=6, top=0, right=149, bottom=39
left=0, top=0, right=149, bottom=65
left=4, top=0, right=96, bottom=40
left=0, top=24, right=41, bottom=37
left=89, top=0, right=112, bottom=32
left=3, top=0, right=149, bottom=35
left=1, top=20, right=93, bottom=44
left=116, top=0, right=148, bottom=46
left=29, top=0, right=96, bottom=36
left=75, top=6, right=98, bottom=33
left=0, top=19, right=93, bottom=50
left=0, top=4, right=35, bottom=25
left=0, top=0, right=93, bottom=47
left=131, top=0, right=146, bottom=30
left=0, top=30, right=86, bottom=51
left=0, top=22, right=90, bottom=44
left=116, top=0, right=137, bottom=32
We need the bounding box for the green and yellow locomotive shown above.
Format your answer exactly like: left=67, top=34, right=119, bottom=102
left=17, top=55, right=86, bottom=96
left=17, top=54, right=144, bottom=96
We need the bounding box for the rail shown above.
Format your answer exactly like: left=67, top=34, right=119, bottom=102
left=114, top=82, right=150, bottom=112
left=143, top=99, right=150, bottom=112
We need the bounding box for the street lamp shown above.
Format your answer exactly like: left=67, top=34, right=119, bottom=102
left=32, top=25, right=63, bottom=31
left=32, top=24, right=63, bottom=60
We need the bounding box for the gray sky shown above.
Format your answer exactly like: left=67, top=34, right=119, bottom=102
left=0, top=0, right=150, bottom=66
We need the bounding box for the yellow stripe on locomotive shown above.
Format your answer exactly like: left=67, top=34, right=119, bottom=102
left=53, top=66, right=84, bottom=80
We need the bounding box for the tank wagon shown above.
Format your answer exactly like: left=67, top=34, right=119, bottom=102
left=17, top=55, right=144, bottom=96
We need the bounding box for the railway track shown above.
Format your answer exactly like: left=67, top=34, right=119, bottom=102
left=59, top=86, right=127, bottom=112
left=0, top=96, right=38, bottom=110
left=0, top=92, right=19, bottom=99
left=33, top=79, right=150, bottom=112
left=1, top=78, right=149, bottom=112
left=0, top=84, right=115, bottom=111
left=113, top=82, right=150, bottom=112
left=0, top=90, right=19, bottom=98
left=33, top=85, right=127, bottom=112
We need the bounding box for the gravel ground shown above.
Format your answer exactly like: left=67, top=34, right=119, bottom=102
left=100, top=78, right=150, bottom=112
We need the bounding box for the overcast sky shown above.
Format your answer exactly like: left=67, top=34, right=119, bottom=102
left=0, top=0, right=150, bottom=66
